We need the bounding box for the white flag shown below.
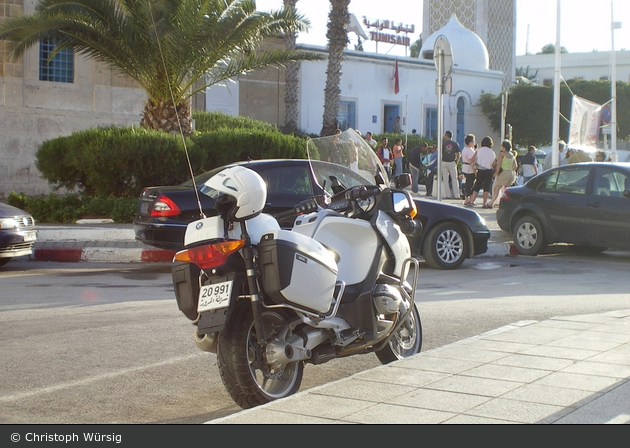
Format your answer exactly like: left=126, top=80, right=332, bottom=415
left=568, top=96, right=602, bottom=152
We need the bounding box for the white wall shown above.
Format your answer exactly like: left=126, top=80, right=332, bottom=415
left=298, top=48, right=505, bottom=147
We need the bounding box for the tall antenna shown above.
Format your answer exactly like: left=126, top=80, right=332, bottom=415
left=526, top=24, right=530, bottom=54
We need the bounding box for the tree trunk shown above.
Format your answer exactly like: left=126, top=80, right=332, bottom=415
left=320, top=0, right=350, bottom=137
left=140, top=100, right=194, bottom=136
left=282, top=0, right=300, bottom=134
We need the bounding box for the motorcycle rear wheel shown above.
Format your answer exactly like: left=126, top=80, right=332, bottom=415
left=217, top=300, right=304, bottom=409
left=375, top=303, right=422, bottom=364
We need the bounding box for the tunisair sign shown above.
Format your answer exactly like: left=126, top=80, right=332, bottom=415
left=363, top=17, right=415, bottom=47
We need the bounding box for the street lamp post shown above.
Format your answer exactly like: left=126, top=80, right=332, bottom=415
left=611, top=1, right=621, bottom=162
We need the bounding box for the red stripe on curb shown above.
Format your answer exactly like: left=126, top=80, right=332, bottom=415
left=33, top=248, right=84, bottom=262
left=509, top=244, right=519, bottom=255
left=141, top=249, right=176, bottom=262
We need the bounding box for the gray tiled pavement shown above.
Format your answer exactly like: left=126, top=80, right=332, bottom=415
left=208, top=310, right=630, bottom=424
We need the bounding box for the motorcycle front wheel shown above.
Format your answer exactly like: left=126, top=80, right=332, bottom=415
left=375, top=303, right=422, bottom=364
left=217, top=300, right=304, bottom=409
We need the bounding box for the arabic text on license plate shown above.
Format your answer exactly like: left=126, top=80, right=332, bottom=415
left=198, top=281, right=233, bottom=313
left=23, top=231, right=37, bottom=242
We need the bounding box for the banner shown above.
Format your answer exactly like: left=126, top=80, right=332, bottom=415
left=567, top=96, right=602, bottom=152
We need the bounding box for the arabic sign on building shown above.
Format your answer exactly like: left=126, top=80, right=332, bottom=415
left=363, top=17, right=415, bottom=47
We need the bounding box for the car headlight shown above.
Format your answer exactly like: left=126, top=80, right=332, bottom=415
left=0, top=218, right=18, bottom=230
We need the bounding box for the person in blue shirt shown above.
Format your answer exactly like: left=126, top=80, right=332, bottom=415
left=422, top=145, right=438, bottom=196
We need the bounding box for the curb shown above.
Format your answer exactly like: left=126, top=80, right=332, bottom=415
left=29, top=242, right=515, bottom=263
left=31, top=247, right=175, bottom=263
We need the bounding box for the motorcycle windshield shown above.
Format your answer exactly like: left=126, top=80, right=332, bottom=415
left=306, top=129, right=389, bottom=193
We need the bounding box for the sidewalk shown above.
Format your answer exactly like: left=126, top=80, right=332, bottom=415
left=209, top=310, right=630, bottom=424
left=26, top=196, right=516, bottom=263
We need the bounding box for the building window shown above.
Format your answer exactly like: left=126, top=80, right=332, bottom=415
left=337, top=101, right=356, bottom=131
left=425, top=107, right=438, bottom=140
left=39, top=39, right=74, bottom=83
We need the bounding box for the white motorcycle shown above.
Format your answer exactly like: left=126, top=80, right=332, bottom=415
left=171, top=130, right=422, bottom=409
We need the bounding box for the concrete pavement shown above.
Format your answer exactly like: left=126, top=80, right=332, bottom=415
left=209, top=310, right=630, bottom=424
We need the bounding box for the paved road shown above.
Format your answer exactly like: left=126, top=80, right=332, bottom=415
left=2, top=252, right=630, bottom=424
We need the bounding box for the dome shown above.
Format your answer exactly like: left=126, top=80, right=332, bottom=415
left=420, top=14, right=489, bottom=71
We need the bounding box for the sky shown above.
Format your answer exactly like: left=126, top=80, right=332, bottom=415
left=256, top=0, right=630, bottom=57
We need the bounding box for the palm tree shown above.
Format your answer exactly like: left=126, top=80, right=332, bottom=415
left=282, top=0, right=300, bottom=134
left=320, top=0, right=350, bottom=137
left=0, top=0, right=321, bottom=136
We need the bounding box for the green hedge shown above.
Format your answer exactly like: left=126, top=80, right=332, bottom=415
left=193, top=111, right=279, bottom=133
left=7, top=192, right=137, bottom=224
left=36, top=126, right=204, bottom=198
left=191, top=128, right=307, bottom=169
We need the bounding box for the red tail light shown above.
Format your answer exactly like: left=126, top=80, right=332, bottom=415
left=174, top=240, right=245, bottom=269
left=500, top=189, right=511, bottom=201
left=150, top=195, right=181, bottom=217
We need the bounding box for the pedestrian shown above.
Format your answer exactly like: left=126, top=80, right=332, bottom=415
left=468, top=136, right=497, bottom=209
left=488, top=140, right=517, bottom=208
left=543, top=140, right=567, bottom=171
left=376, top=137, right=393, bottom=179
left=365, top=131, right=377, bottom=149
left=422, top=145, right=438, bottom=196
left=520, top=145, right=539, bottom=183
left=392, top=138, right=404, bottom=177
left=408, top=142, right=426, bottom=194
left=393, top=116, right=402, bottom=134
left=595, top=150, right=607, bottom=162
left=461, top=134, right=477, bottom=206
left=441, top=130, right=461, bottom=199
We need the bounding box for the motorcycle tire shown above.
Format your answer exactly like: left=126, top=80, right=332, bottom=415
left=375, top=302, right=422, bottom=364
left=217, top=299, right=304, bottom=409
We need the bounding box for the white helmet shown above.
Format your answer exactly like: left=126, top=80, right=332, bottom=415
left=201, top=166, right=267, bottom=221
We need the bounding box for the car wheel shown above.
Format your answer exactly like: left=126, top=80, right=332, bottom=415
left=421, top=222, right=468, bottom=270
left=513, top=216, right=547, bottom=256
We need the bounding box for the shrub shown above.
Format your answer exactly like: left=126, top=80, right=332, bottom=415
left=192, top=128, right=308, bottom=170
left=193, top=111, right=278, bottom=133
left=9, top=193, right=138, bottom=223
left=36, top=126, right=205, bottom=198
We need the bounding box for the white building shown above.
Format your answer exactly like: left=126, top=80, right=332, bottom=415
left=209, top=15, right=506, bottom=150
left=516, top=51, right=630, bottom=86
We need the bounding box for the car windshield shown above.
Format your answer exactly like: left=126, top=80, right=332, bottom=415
left=306, top=129, right=388, bottom=192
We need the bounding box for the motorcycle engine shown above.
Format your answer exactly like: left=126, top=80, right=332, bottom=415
left=372, top=284, right=403, bottom=315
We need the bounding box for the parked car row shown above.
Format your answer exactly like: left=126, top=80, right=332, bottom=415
left=133, top=159, right=491, bottom=270
left=497, top=162, right=630, bottom=255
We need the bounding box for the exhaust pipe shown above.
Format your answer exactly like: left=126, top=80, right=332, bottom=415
left=194, top=328, right=218, bottom=353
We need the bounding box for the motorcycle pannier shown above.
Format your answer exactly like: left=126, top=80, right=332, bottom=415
left=258, top=230, right=338, bottom=314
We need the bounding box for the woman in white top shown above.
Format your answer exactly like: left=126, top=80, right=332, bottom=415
left=461, top=134, right=477, bottom=206
left=467, top=136, right=497, bottom=208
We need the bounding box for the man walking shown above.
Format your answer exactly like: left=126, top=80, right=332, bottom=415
left=376, top=137, right=392, bottom=179
left=441, top=131, right=461, bottom=199
left=520, top=146, right=539, bottom=183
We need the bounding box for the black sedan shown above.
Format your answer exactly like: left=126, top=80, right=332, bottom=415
left=497, top=162, right=630, bottom=255
left=134, top=159, right=490, bottom=269
left=0, top=202, right=38, bottom=267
